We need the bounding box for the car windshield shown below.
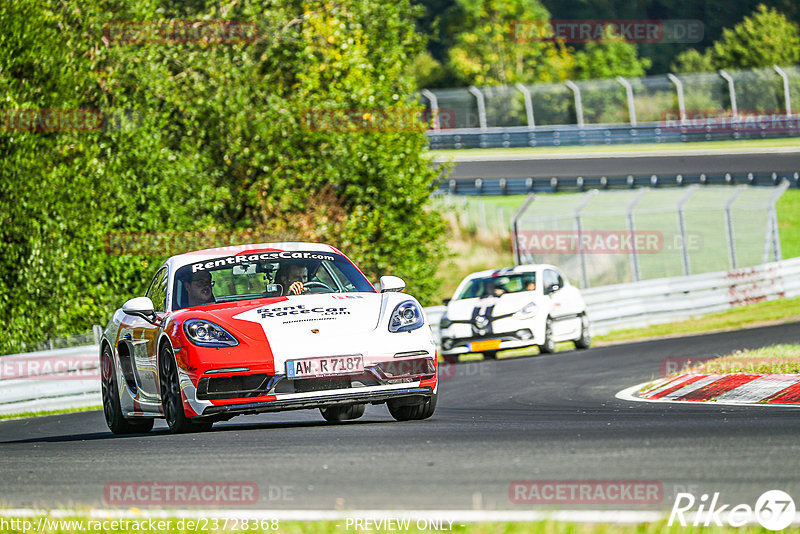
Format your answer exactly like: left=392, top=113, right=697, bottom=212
left=457, top=273, right=536, bottom=300
left=172, top=251, right=375, bottom=310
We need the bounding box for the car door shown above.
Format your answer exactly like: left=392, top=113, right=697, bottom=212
left=543, top=269, right=568, bottom=318
left=128, top=266, right=168, bottom=400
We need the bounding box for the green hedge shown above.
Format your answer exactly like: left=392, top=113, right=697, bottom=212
left=0, top=0, right=447, bottom=354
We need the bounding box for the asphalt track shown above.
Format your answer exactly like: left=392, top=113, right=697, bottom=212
left=2, top=322, right=800, bottom=512
left=435, top=148, right=800, bottom=179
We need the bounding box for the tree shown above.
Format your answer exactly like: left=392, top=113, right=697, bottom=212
left=0, top=0, right=448, bottom=354
left=709, top=4, right=800, bottom=69
left=572, top=30, right=652, bottom=80
left=672, top=4, right=800, bottom=73
left=671, top=48, right=714, bottom=74
left=443, top=0, right=574, bottom=86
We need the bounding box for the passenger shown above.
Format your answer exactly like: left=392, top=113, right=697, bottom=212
left=184, top=271, right=216, bottom=307
left=525, top=279, right=536, bottom=291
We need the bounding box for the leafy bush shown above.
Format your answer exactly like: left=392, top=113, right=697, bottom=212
left=0, top=0, right=447, bottom=354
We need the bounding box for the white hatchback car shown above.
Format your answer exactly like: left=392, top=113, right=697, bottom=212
left=438, top=265, right=590, bottom=361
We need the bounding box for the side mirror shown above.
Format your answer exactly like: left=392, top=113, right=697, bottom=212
left=379, top=275, right=406, bottom=293
left=442, top=298, right=451, bottom=306
left=545, top=284, right=561, bottom=295
left=123, top=296, right=157, bottom=322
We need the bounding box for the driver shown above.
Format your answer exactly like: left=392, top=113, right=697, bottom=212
left=484, top=280, right=506, bottom=297
left=184, top=271, right=216, bottom=307
left=278, top=263, right=308, bottom=295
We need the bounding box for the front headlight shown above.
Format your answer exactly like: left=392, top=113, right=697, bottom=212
left=439, top=313, right=452, bottom=329
left=184, top=319, right=239, bottom=347
left=389, top=300, right=424, bottom=332
left=514, top=302, right=538, bottom=319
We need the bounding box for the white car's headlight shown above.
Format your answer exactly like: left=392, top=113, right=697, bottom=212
left=184, top=319, right=239, bottom=347
left=439, top=313, right=452, bottom=329
left=514, top=302, right=538, bottom=319
left=389, top=300, right=424, bottom=332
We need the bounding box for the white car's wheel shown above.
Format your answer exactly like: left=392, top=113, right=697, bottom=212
left=539, top=317, right=555, bottom=354
left=574, top=313, right=591, bottom=349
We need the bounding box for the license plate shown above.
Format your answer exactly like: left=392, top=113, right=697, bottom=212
left=286, top=355, right=364, bottom=379
left=470, top=339, right=501, bottom=352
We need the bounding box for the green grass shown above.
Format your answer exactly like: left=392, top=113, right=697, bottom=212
left=681, top=344, right=800, bottom=375
left=428, top=136, right=800, bottom=159
left=778, top=189, right=800, bottom=259
left=595, top=296, right=800, bottom=344
left=3, top=516, right=798, bottom=534
left=0, top=405, right=101, bottom=421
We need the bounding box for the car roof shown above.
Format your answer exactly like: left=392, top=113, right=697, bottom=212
left=165, top=242, right=343, bottom=271
left=462, top=264, right=559, bottom=281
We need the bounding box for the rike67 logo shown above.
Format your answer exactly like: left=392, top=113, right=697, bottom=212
left=669, top=490, right=796, bottom=530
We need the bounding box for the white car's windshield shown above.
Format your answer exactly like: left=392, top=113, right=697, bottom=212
left=172, top=251, right=375, bottom=309
left=457, top=273, right=537, bottom=300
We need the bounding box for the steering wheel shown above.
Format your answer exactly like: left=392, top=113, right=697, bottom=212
left=303, top=281, right=334, bottom=293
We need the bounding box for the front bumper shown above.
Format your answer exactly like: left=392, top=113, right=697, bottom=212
left=201, top=385, right=434, bottom=417
left=440, top=337, right=539, bottom=355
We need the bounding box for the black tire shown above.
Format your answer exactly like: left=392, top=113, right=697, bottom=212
left=387, top=392, right=437, bottom=421
left=574, top=313, right=591, bottom=349
left=159, top=344, right=213, bottom=434
left=101, top=345, right=154, bottom=435
left=482, top=350, right=498, bottom=360
left=538, top=317, right=555, bottom=354
left=319, top=404, right=366, bottom=422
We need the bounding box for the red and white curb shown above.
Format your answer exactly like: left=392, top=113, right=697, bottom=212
left=617, top=373, right=800, bottom=407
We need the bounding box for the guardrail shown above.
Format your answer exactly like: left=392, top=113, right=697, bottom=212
left=427, top=120, right=800, bottom=150
left=438, top=171, right=800, bottom=195
left=0, top=345, right=100, bottom=415
left=4, top=258, right=799, bottom=415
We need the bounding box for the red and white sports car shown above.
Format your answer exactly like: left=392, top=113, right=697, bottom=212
left=100, top=243, right=438, bottom=434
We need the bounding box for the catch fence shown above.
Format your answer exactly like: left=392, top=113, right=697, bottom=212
left=510, top=183, right=788, bottom=287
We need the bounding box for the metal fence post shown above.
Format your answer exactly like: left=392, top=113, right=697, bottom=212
left=719, top=70, right=738, bottom=119
left=565, top=81, right=584, bottom=128
left=724, top=186, right=745, bottom=269
left=667, top=74, right=687, bottom=124
left=774, top=66, right=792, bottom=115
left=511, top=193, right=537, bottom=265
left=467, top=86, right=487, bottom=130
left=626, top=189, right=648, bottom=281
left=677, top=186, right=698, bottom=276
left=575, top=190, right=599, bottom=288
left=616, top=76, right=637, bottom=127
left=766, top=180, right=791, bottom=262
left=515, top=83, right=535, bottom=128
left=420, top=89, right=440, bottom=131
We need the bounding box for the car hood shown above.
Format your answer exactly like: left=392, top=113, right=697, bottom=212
left=230, top=293, right=389, bottom=362
left=445, top=292, right=540, bottom=320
